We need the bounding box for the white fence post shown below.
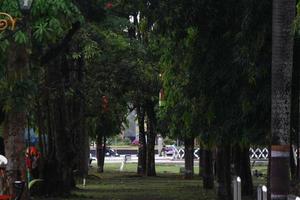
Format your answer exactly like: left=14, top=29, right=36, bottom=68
left=233, top=176, right=241, bottom=200
left=262, top=186, right=267, bottom=200
left=120, top=155, right=131, bottom=171
left=83, top=178, right=86, bottom=187
left=257, top=185, right=267, bottom=200
left=257, top=186, right=262, bottom=200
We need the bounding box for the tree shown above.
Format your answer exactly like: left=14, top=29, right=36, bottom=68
left=270, top=0, right=295, bottom=198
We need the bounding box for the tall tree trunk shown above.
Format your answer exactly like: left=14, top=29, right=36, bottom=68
left=53, top=86, right=73, bottom=194
left=202, top=146, right=214, bottom=189
left=146, top=101, right=156, bottom=176
left=3, top=112, right=27, bottom=196
left=42, top=57, right=77, bottom=195
left=74, top=57, right=89, bottom=179
left=199, top=148, right=204, bottom=177
left=217, top=144, right=231, bottom=200
left=4, top=43, right=29, bottom=199
left=184, top=136, right=194, bottom=179
left=233, top=144, right=253, bottom=196
left=36, top=99, right=47, bottom=178
left=97, top=134, right=106, bottom=173
left=137, top=105, right=147, bottom=175
left=292, top=36, right=300, bottom=179
left=96, top=133, right=103, bottom=172
left=291, top=38, right=298, bottom=178
left=270, top=0, right=295, bottom=198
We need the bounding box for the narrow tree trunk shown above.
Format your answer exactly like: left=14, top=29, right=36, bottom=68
left=270, top=0, right=295, bottom=198
left=75, top=57, right=89, bottom=179
left=146, top=101, right=156, bottom=176
left=184, top=136, right=194, bottom=179
left=233, top=144, right=253, bottom=196
left=217, top=144, right=231, bottom=200
left=293, top=36, right=300, bottom=179
left=54, top=89, right=73, bottom=194
left=97, top=134, right=106, bottom=173
left=199, top=144, right=204, bottom=176
left=102, top=137, right=106, bottom=171
left=290, top=40, right=298, bottom=178
left=36, top=100, right=46, bottom=178
left=137, top=105, right=147, bottom=175
left=202, top=147, right=214, bottom=189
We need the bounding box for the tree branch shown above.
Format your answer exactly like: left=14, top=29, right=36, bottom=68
left=41, top=21, right=81, bottom=65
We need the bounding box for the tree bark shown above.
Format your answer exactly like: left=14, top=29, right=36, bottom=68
left=202, top=147, right=214, bottom=189
left=233, top=144, right=253, bottom=196
left=97, top=134, right=106, bottom=173
left=199, top=147, right=204, bottom=177
left=184, top=136, right=194, bottom=179
left=146, top=101, right=156, bottom=176
left=137, top=105, right=147, bottom=175
left=270, top=0, right=295, bottom=198
left=217, top=144, right=231, bottom=200
left=292, top=36, right=300, bottom=179
left=3, top=112, right=27, bottom=196
left=4, top=42, right=29, bottom=199
left=53, top=86, right=74, bottom=194
left=42, top=57, right=77, bottom=195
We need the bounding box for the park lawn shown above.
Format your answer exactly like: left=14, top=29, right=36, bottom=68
left=70, top=167, right=216, bottom=200
left=34, top=163, right=267, bottom=200
left=104, top=163, right=199, bottom=174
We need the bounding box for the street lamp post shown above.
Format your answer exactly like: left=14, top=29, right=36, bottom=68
left=0, top=0, right=33, bottom=32
left=0, top=13, right=16, bottom=31
left=18, top=0, right=34, bottom=15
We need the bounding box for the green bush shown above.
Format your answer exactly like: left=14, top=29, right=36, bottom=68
left=107, top=135, right=133, bottom=146
left=164, top=137, right=176, bottom=145
left=123, top=138, right=132, bottom=145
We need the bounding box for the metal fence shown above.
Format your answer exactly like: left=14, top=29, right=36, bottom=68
left=170, top=147, right=269, bottom=160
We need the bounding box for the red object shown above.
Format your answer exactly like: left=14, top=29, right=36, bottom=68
left=26, top=156, right=32, bottom=169
left=0, top=195, right=12, bottom=200
left=105, top=2, right=113, bottom=9
left=26, top=146, right=40, bottom=170
left=27, top=146, right=38, bottom=156
left=102, top=96, right=109, bottom=112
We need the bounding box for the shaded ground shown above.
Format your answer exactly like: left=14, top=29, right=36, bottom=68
left=34, top=163, right=267, bottom=200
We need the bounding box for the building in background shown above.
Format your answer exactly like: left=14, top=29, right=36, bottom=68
left=123, top=110, right=138, bottom=141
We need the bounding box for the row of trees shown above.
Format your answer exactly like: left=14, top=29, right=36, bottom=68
left=0, top=0, right=298, bottom=200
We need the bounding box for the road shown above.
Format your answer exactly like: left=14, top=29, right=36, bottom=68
left=93, top=155, right=199, bottom=164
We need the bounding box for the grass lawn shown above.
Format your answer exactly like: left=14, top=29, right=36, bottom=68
left=72, top=165, right=216, bottom=200
left=104, top=163, right=199, bottom=174
left=34, top=163, right=267, bottom=200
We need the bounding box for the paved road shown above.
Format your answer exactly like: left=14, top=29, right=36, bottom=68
left=94, top=155, right=199, bottom=164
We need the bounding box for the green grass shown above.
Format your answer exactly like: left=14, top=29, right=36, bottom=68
left=71, top=169, right=216, bottom=200
left=33, top=163, right=268, bottom=200
left=104, top=163, right=199, bottom=174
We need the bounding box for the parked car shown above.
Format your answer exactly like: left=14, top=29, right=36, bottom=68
left=164, top=145, right=175, bottom=156
left=89, top=147, right=120, bottom=164
left=105, top=147, right=120, bottom=157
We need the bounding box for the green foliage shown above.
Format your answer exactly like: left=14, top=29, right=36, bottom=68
left=158, top=0, right=271, bottom=146
left=163, top=137, right=176, bottom=145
